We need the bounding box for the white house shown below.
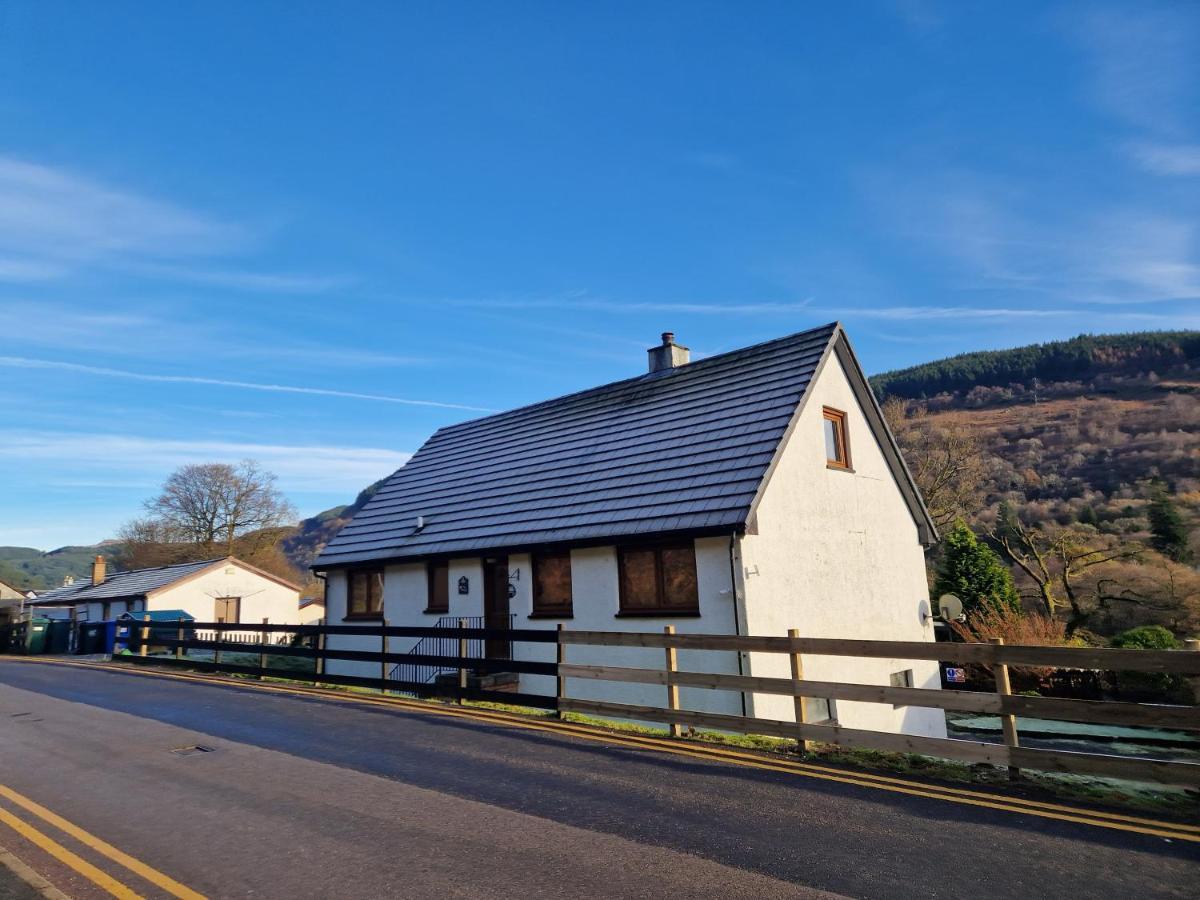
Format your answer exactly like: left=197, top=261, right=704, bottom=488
left=313, top=324, right=945, bottom=738
left=33, top=556, right=303, bottom=626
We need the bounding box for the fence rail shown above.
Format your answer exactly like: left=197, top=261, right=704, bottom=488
left=118, top=618, right=1200, bottom=787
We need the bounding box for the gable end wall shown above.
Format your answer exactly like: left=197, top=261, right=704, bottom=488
left=739, top=352, right=946, bottom=737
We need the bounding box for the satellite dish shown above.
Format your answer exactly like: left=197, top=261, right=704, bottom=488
left=937, top=593, right=964, bottom=622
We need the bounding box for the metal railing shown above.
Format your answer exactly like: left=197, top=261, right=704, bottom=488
left=388, top=615, right=514, bottom=690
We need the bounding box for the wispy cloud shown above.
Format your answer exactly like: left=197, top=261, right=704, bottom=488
left=0, top=356, right=495, bottom=412
left=824, top=305, right=1198, bottom=324
left=0, top=431, right=410, bottom=492
left=1126, top=142, right=1200, bottom=176
left=124, top=261, right=350, bottom=294
left=1067, top=6, right=1198, bottom=136
left=451, top=297, right=813, bottom=315
left=0, top=301, right=429, bottom=369
left=869, top=168, right=1200, bottom=306
left=0, top=155, right=341, bottom=291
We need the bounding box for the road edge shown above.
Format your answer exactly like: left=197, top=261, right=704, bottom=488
left=0, top=844, right=72, bottom=900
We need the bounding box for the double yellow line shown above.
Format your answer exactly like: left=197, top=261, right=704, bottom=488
left=4, top=656, right=1199, bottom=844
left=0, top=784, right=205, bottom=899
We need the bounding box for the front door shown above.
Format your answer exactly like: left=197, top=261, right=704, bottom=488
left=482, top=557, right=510, bottom=660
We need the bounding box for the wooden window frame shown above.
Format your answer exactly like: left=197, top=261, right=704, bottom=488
left=823, top=406, right=852, bottom=470
left=616, top=541, right=701, bottom=617
left=530, top=550, right=574, bottom=619
left=345, top=567, right=384, bottom=620
left=425, top=561, right=449, bottom=615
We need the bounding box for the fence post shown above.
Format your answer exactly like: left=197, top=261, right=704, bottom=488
left=213, top=622, right=222, bottom=668
left=458, top=618, right=468, bottom=705
left=258, top=617, right=268, bottom=679
left=1186, top=639, right=1200, bottom=706
left=664, top=625, right=681, bottom=738
left=315, top=620, right=326, bottom=685
left=139, top=614, right=150, bottom=658
left=989, top=637, right=1020, bottom=779
left=380, top=618, right=389, bottom=694
left=788, top=628, right=811, bottom=754
left=175, top=617, right=184, bottom=661
left=555, top=623, right=566, bottom=719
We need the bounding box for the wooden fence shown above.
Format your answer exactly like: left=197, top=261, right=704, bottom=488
left=119, top=618, right=1200, bottom=787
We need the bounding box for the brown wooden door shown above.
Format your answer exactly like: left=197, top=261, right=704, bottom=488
left=215, top=597, right=241, bottom=624
left=482, top=557, right=510, bottom=660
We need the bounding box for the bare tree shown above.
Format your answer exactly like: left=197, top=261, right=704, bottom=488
left=139, top=461, right=297, bottom=557
left=1089, top=554, right=1200, bottom=635
left=984, top=503, right=1142, bottom=635
left=882, top=398, right=987, bottom=529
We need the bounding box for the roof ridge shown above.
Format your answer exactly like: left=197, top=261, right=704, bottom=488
left=434, top=321, right=840, bottom=435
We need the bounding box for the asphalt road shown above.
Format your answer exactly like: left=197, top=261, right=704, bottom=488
left=0, top=659, right=1197, bottom=899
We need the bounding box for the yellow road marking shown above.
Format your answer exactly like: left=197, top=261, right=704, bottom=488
left=0, top=806, right=142, bottom=899
left=0, top=786, right=205, bottom=900
left=4, top=656, right=1197, bottom=843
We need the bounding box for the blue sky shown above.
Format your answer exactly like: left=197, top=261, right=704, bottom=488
left=1, top=1, right=1197, bottom=550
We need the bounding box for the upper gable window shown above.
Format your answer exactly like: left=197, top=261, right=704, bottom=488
left=531, top=550, right=573, bottom=618
left=347, top=568, right=384, bottom=619
left=823, top=407, right=851, bottom=470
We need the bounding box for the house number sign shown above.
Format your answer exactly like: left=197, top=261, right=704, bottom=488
left=457, top=576, right=469, bottom=595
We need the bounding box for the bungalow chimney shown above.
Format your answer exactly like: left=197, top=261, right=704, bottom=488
left=91, top=555, right=106, bottom=585
left=647, top=331, right=690, bottom=373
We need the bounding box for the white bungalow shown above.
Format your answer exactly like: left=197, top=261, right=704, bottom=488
left=32, top=556, right=303, bottom=626
left=313, top=324, right=945, bottom=737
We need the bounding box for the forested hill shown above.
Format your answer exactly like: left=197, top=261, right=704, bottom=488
left=871, top=331, right=1200, bottom=402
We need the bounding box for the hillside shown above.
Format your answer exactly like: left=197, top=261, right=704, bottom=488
left=280, top=478, right=386, bottom=574
left=877, top=332, right=1199, bottom=638
left=0, top=542, right=129, bottom=592
left=874, top=332, right=1200, bottom=505
left=872, top=331, right=1200, bottom=403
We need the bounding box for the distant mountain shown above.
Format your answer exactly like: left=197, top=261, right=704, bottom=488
left=874, top=332, right=1199, bottom=572
left=280, top=478, right=387, bottom=573
left=0, top=541, right=129, bottom=592
left=872, top=331, right=1200, bottom=402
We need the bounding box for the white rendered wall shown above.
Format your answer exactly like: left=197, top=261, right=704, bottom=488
left=149, top=564, right=301, bottom=626
left=511, top=540, right=743, bottom=716
left=739, top=353, right=946, bottom=738
left=324, top=558, right=485, bottom=679
left=324, top=540, right=743, bottom=715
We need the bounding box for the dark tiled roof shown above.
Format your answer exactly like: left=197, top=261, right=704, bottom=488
left=316, top=323, right=852, bottom=567
left=32, top=559, right=224, bottom=605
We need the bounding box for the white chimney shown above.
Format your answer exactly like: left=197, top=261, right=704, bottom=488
left=647, top=332, right=690, bottom=373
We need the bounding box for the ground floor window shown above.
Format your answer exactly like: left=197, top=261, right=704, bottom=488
left=617, top=542, right=699, bottom=615
left=426, top=561, right=449, bottom=614
left=347, top=568, right=384, bottom=619
left=531, top=550, right=573, bottom=617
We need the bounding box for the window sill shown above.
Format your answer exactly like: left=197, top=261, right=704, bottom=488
left=826, top=462, right=855, bottom=473
left=342, top=614, right=383, bottom=622
left=422, top=608, right=450, bottom=616
left=528, top=612, right=574, bottom=620
left=615, top=610, right=701, bottom=618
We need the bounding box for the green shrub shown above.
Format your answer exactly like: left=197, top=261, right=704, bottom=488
left=1110, top=626, right=1182, bottom=699
left=1110, top=625, right=1179, bottom=650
